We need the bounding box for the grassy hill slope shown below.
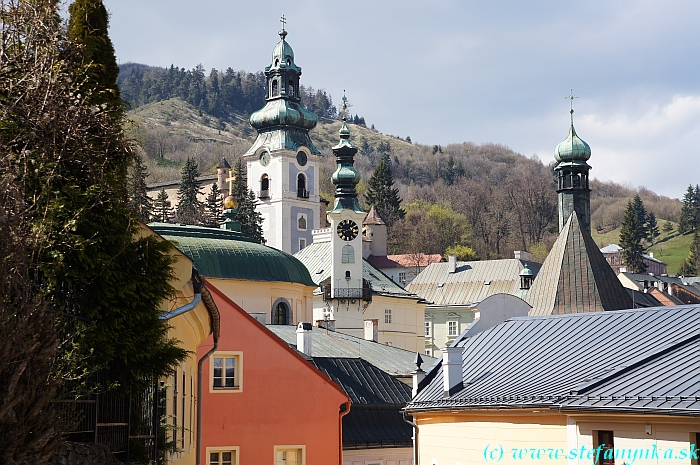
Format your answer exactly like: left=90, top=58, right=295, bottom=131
left=591, top=223, right=691, bottom=274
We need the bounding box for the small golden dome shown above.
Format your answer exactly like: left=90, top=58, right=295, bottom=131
left=224, top=195, right=238, bottom=209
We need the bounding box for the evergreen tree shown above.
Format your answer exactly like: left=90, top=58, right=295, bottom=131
left=153, top=188, right=174, bottom=223
left=619, top=200, right=647, bottom=273
left=127, top=153, right=153, bottom=222
left=679, top=230, right=700, bottom=276
left=646, top=211, right=660, bottom=245
left=204, top=182, right=225, bottom=228
left=441, top=155, right=466, bottom=186
left=678, top=185, right=698, bottom=234
left=364, top=154, right=405, bottom=227
left=663, top=221, right=674, bottom=233
left=176, top=157, right=204, bottom=225
left=230, top=158, right=265, bottom=243
left=67, top=0, right=122, bottom=113
left=631, top=195, right=648, bottom=241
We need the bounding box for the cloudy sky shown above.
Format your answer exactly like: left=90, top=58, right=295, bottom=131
left=102, top=0, right=700, bottom=199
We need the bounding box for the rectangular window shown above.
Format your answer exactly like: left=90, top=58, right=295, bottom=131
left=593, top=430, right=614, bottom=465
left=425, top=349, right=432, bottom=356
left=207, top=448, right=239, bottom=465
left=398, top=272, right=406, bottom=284
left=210, top=352, right=243, bottom=393
left=448, top=321, right=458, bottom=337
left=425, top=321, right=431, bottom=337
left=384, top=309, right=392, bottom=324
left=299, top=238, right=306, bottom=250
left=275, top=447, right=304, bottom=465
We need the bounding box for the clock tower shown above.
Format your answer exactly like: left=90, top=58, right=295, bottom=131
left=243, top=21, right=321, bottom=254
left=327, top=97, right=368, bottom=306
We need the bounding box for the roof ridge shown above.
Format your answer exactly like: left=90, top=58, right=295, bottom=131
left=570, top=332, right=700, bottom=395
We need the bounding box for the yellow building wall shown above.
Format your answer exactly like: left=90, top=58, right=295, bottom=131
left=368, top=295, right=425, bottom=353
left=416, top=411, right=568, bottom=465
left=415, top=411, right=700, bottom=465
left=342, top=447, right=413, bottom=465
left=573, top=414, right=700, bottom=465
left=207, top=278, right=315, bottom=325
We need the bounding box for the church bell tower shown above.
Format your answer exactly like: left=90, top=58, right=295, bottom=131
left=327, top=96, right=368, bottom=300
left=554, top=94, right=592, bottom=232
left=243, top=19, right=321, bottom=254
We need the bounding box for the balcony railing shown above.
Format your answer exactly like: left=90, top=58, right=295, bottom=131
left=258, top=189, right=270, bottom=199
left=297, top=188, right=309, bottom=199
left=322, top=280, right=372, bottom=302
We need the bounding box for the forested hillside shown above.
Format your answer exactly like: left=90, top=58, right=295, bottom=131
left=119, top=63, right=683, bottom=263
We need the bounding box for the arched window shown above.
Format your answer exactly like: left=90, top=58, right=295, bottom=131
left=297, top=173, right=307, bottom=198
left=298, top=215, right=307, bottom=230
left=563, top=171, right=571, bottom=188
left=261, top=174, right=269, bottom=192
left=288, top=79, right=295, bottom=97
left=342, top=245, right=355, bottom=264
left=573, top=174, right=581, bottom=188
left=272, top=80, right=278, bottom=97
left=272, top=301, right=289, bottom=325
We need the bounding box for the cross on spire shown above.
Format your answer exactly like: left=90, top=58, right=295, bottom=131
left=341, top=90, right=352, bottom=120
left=566, top=89, right=578, bottom=112
left=280, top=14, right=287, bottom=32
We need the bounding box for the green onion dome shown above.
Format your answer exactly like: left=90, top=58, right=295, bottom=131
left=554, top=110, right=591, bottom=163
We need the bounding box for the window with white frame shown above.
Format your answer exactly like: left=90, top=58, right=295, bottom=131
left=275, top=447, right=304, bottom=465
left=425, top=321, right=431, bottom=337
left=299, top=238, right=306, bottom=250
left=398, top=271, right=406, bottom=284
left=297, top=214, right=307, bottom=231
left=208, top=449, right=238, bottom=465
left=210, top=352, right=242, bottom=392
left=448, top=320, right=458, bottom=337
left=384, top=309, right=392, bottom=324
left=425, top=349, right=432, bottom=356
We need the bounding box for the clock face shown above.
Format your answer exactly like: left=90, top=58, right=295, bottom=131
left=337, top=219, right=359, bottom=241
left=259, top=152, right=270, bottom=167
left=296, top=151, right=307, bottom=166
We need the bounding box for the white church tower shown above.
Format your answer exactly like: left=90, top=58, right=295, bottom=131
left=243, top=24, right=321, bottom=254
left=307, top=96, right=372, bottom=336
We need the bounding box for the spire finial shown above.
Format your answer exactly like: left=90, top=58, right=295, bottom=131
left=566, top=89, right=578, bottom=125
left=339, top=91, right=352, bottom=139
left=341, top=90, right=349, bottom=121
left=279, top=14, right=288, bottom=40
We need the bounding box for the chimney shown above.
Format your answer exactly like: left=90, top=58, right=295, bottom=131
left=448, top=254, right=457, bottom=273
left=364, top=319, right=378, bottom=342
left=412, top=353, right=426, bottom=398
left=514, top=250, right=533, bottom=262
left=442, top=346, right=463, bottom=396
left=296, top=322, right=313, bottom=356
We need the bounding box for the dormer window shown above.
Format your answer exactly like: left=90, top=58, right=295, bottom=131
left=286, top=57, right=291, bottom=66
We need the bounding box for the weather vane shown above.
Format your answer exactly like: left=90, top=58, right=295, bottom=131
left=566, top=89, right=578, bottom=112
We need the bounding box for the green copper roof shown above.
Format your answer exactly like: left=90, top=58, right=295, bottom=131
left=149, top=223, right=316, bottom=286
left=249, top=99, right=317, bottom=131
left=525, top=212, right=632, bottom=315
left=555, top=111, right=591, bottom=163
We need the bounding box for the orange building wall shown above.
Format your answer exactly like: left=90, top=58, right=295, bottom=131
left=199, top=283, right=349, bottom=465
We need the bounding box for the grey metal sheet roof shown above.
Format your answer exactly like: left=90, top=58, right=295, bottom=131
left=294, top=241, right=416, bottom=297
left=407, top=259, right=541, bottom=306
left=559, top=337, right=700, bottom=415
left=266, top=325, right=436, bottom=377
left=627, top=289, right=662, bottom=307
left=407, top=305, right=700, bottom=416
left=312, top=357, right=411, bottom=404
left=341, top=405, right=413, bottom=449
